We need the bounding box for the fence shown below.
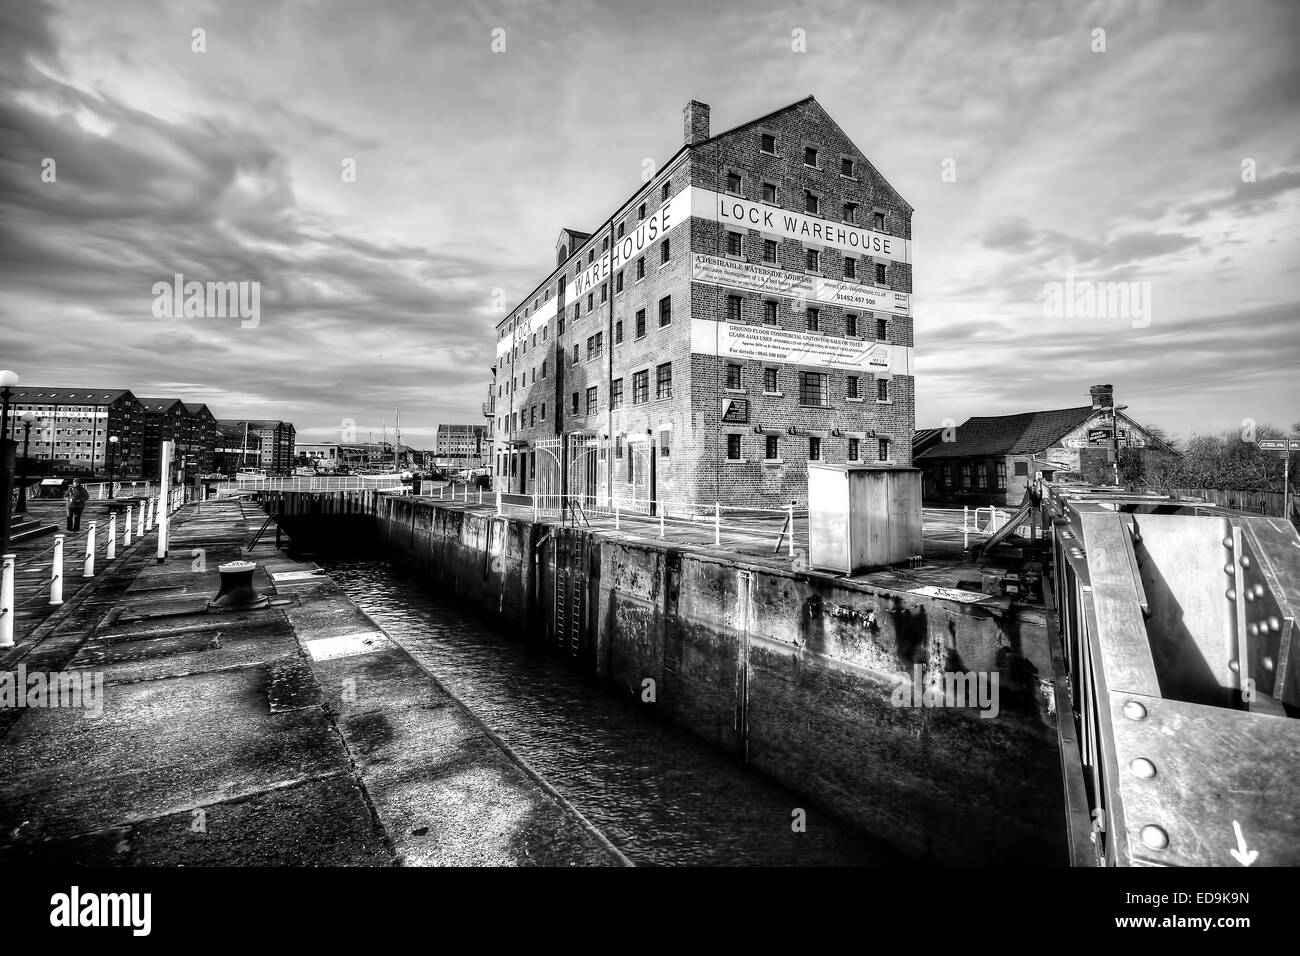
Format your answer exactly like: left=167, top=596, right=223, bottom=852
left=429, top=484, right=803, bottom=555
left=213, top=476, right=407, bottom=495
left=1, top=486, right=190, bottom=648
left=1158, top=486, right=1295, bottom=518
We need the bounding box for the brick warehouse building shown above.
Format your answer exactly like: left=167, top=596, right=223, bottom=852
left=490, top=95, right=914, bottom=509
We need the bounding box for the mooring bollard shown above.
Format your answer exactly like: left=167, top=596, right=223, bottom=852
left=107, top=513, right=117, bottom=560
left=83, top=522, right=97, bottom=578
left=714, top=502, right=721, bottom=547
left=788, top=502, right=796, bottom=557
left=1, top=553, right=14, bottom=648
left=50, top=534, right=64, bottom=606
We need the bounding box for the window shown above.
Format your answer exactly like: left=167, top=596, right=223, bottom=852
left=876, top=263, right=887, bottom=285
left=763, top=300, right=778, bottom=325
left=799, top=372, right=828, bottom=407
left=601, top=283, right=607, bottom=302
left=879, top=439, right=890, bottom=462
left=573, top=344, right=579, bottom=364
left=848, top=438, right=860, bottom=461
left=602, top=237, right=609, bottom=251
left=876, top=317, right=888, bottom=341
left=661, top=182, right=671, bottom=202
left=586, top=386, right=598, bottom=415
left=762, top=239, right=777, bottom=263
left=656, top=362, right=672, bottom=399
left=765, top=434, right=779, bottom=460
left=659, top=296, right=672, bottom=326
left=617, top=222, right=625, bottom=240
left=942, top=465, right=952, bottom=487
left=636, top=257, right=646, bottom=280
left=587, top=293, right=594, bottom=310
left=996, top=461, right=1008, bottom=490
left=847, top=375, right=859, bottom=399
left=809, top=437, right=822, bottom=461
left=632, top=370, right=649, bottom=404
left=614, top=321, right=623, bottom=344
left=727, top=232, right=743, bottom=256
left=661, top=239, right=670, bottom=263
left=976, top=462, right=988, bottom=489
left=588, top=251, right=594, bottom=264
left=616, top=271, right=624, bottom=293
left=638, top=202, right=646, bottom=219
left=615, top=434, right=623, bottom=458
left=529, top=406, right=536, bottom=427
left=542, top=359, right=548, bottom=378
left=726, top=434, right=742, bottom=460
left=542, top=327, right=547, bottom=340
left=842, top=203, right=857, bottom=223
left=586, top=333, right=602, bottom=361
left=760, top=133, right=776, bottom=153
left=540, top=403, right=546, bottom=421
left=804, top=146, right=818, bottom=167
left=877, top=378, right=890, bottom=402
left=572, top=392, right=579, bottom=414
left=725, top=363, right=742, bottom=389
left=845, top=313, right=857, bottom=337
left=635, top=308, right=646, bottom=337
left=1014, top=461, right=1030, bottom=477
left=659, top=430, right=670, bottom=457
left=844, top=257, right=856, bottom=279
left=841, top=157, right=855, bottom=177
left=727, top=295, right=742, bottom=322
left=726, top=172, right=742, bottom=194
left=762, top=182, right=777, bottom=203
left=806, top=248, right=820, bottom=272
left=611, top=379, right=624, bottom=409
left=764, top=367, right=778, bottom=392
left=873, top=211, right=885, bottom=231
left=805, top=191, right=819, bottom=214
left=806, top=307, right=820, bottom=332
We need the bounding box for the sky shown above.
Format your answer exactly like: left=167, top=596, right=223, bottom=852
left=0, top=0, right=1296, bottom=447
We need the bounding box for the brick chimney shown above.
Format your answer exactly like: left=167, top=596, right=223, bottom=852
left=1090, top=384, right=1114, bottom=409
left=684, top=100, right=710, bottom=145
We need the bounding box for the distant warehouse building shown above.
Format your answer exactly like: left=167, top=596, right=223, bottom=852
left=489, top=95, right=914, bottom=509
left=433, top=424, right=487, bottom=468
left=215, top=419, right=296, bottom=475
left=2, top=387, right=146, bottom=477
left=913, top=385, right=1172, bottom=506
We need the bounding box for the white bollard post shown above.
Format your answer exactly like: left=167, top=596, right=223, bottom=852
left=98, top=483, right=105, bottom=500
left=659, top=500, right=665, bottom=539
left=50, top=534, right=64, bottom=605
left=496, top=489, right=503, bottom=517
left=83, top=522, right=97, bottom=578
left=533, top=492, right=539, bottom=523
left=136, top=501, right=144, bottom=537
left=440, top=484, right=445, bottom=500
left=107, top=513, right=117, bottom=560
left=614, top=498, right=620, bottom=530
left=478, top=488, right=483, bottom=506
left=123, top=507, right=132, bottom=546
left=788, top=502, right=796, bottom=557
left=714, top=502, right=721, bottom=547
left=963, top=506, right=969, bottom=551
left=1, top=554, right=14, bottom=648
left=144, top=497, right=153, bottom=532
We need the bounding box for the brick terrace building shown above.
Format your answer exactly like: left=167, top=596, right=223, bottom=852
left=215, top=419, right=296, bottom=475
left=3, top=387, right=147, bottom=477
left=138, top=398, right=219, bottom=479
left=490, top=95, right=914, bottom=509
left=433, top=424, right=488, bottom=468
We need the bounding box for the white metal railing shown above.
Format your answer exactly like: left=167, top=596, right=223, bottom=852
left=213, top=476, right=407, bottom=495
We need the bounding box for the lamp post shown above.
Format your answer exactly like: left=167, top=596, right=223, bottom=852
left=107, top=434, right=119, bottom=499
left=0, top=368, right=20, bottom=556
left=14, top=411, right=36, bottom=514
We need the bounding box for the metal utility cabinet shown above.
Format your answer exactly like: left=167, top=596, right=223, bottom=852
left=808, top=464, right=923, bottom=573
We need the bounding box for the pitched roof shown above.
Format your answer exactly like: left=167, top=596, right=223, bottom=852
left=182, top=403, right=213, bottom=417
left=911, top=427, right=947, bottom=458
left=915, top=406, right=1097, bottom=460
left=135, top=397, right=185, bottom=412
left=10, top=387, right=134, bottom=404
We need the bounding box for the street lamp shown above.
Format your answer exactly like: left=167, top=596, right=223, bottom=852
left=108, top=434, right=120, bottom=499
left=0, top=368, right=20, bottom=556
left=13, top=410, right=36, bottom=514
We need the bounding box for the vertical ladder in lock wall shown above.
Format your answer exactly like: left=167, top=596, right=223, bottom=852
left=552, top=528, right=586, bottom=657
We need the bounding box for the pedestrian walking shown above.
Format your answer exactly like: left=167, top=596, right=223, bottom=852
left=65, top=477, right=89, bottom=531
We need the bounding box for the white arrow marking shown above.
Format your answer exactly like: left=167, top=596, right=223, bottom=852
left=1230, top=820, right=1257, bottom=866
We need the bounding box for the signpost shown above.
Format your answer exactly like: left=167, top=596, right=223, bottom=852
left=1256, top=437, right=1299, bottom=522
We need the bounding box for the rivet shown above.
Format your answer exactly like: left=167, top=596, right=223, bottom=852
left=1226, top=588, right=1237, bottom=601
left=1263, top=656, right=1275, bottom=672
left=1224, top=564, right=1235, bottom=576
left=1223, top=537, right=1234, bottom=549
left=1269, top=617, right=1282, bottom=632
left=1253, top=584, right=1266, bottom=598
left=1248, top=623, right=1260, bottom=637
left=1131, top=758, right=1157, bottom=779
left=1245, top=590, right=1255, bottom=602
left=1141, top=825, right=1169, bottom=850
left=1228, top=659, right=1240, bottom=673
left=1240, top=555, right=1251, bottom=568
left=1122, top=700, right=1147, bottom=720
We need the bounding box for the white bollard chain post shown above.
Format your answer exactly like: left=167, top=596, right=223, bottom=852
left=50, top=534, right=64, bottom=605
left=107, top=513, right=117, bottom=560
left=83, top=522, right=97, bottom=578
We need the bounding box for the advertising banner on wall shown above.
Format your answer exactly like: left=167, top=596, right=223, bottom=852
left=690, top=254, right=910, bottom=315
left=690, top=319, right=914, bottom=375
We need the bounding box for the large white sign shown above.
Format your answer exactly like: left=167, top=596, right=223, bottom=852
left=572, top=188, right=694, bottom=298
left=690, top=254, right=910, bottom=316
left=693, top=189, right=911, bottom=264
left=690, top=319, right=914, bottom=375
left=496, top=295, right=557, bottom=359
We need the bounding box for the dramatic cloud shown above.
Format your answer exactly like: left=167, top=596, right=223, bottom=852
left=0, top=0, right=1296, bottom=444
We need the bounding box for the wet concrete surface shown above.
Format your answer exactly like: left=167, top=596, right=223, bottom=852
left=0, top=499, right=621, bottom=867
